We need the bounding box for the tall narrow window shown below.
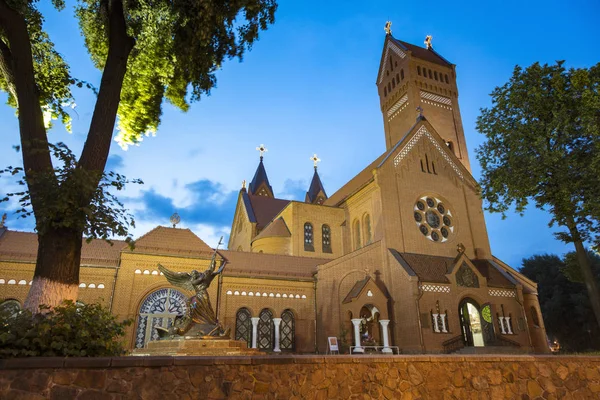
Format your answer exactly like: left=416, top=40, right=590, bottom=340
left=530, top=306, right=540, bottom=327
left=428, top=70, right=432, bottom=79
left=353, top=219, right=362, bottom=250
left=445, top=74, right=449, bottom=84
left=434, top=71, right=438, bottom=81
left=401, top=69, right=405, bottom=80
left=235, top=308, right=252, bottom=347
left=322, top=224, right=332, bottom=253
left=304, top=222, right=314, bottom=251
left=280, top=310, right=295, bottom=351
left=363, top=214, right=372, bottom=245
left=417, top=66, right=421, bottom=76
left=257, top=309, right=274, bottom=350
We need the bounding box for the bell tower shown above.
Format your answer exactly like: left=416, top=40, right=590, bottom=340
left=376, top=25, right=471, bottom=171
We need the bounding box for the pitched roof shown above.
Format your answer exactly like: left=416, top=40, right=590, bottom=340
left=252, top=217, right=291, bottom=242
left=391, top=37, right=452, bottom=67
left=393, top=251, right=515, bottom=288
left=248, top=158, right=273, bottom=197
left=323, top=151, right=387, bottom=206
left=305, top=168, right=327, bottom=204
left=247, top=195, right=290, bottom=229
left=342, top=276, right=370, bottom=304
left=0, top=230, right=124, bottom=267
left=218, top=250, right=328, bottom=279
left=125, top=226, right=214, bottom=257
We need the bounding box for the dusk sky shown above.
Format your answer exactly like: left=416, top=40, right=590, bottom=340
left=1, top=0, right=598, bottom=269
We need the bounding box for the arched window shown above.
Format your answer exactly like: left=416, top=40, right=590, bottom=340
left=257, top=309, right=274, bottom=350
left=363, top=214, right=372, bottom=245
left=417, top=66, right=421, bottom=76
left=530, top=306, right=540, bottom=327
left=235, top=308, right=252, bottom=346
left=396, top=73, right=399, bottom=83
left=280, top=309, right=295, bottom=351
left=353, top=219, right=362, bottom=250
left=304, top=222, right=314, bottom=251
left=384, top=87, right=387, bottom=97
left=428, top=70, right=433, bottom=79
left=434, top=71, right=438, bottom=81
left=322, top=224, right=332, bottom=253
left=135, top=288, right=188, bottom=348
left=401, top=69, right=405, bottom=80
left=445, top=74, right=449, bottom=84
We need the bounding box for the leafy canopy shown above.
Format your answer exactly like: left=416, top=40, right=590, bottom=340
left=476, top=61, right=600, bottom=244
left=1, top=0, right=277, bottom=148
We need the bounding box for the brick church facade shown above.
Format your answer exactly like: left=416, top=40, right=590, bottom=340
left=0, top=33, right=550, bottom=354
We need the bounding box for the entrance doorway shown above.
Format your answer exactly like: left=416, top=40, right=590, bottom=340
left=459, top=298, right=485, bottom=347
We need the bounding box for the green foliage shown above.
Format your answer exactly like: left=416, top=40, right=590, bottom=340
left=562, top=250, right=600, bottom=284
left=0, top=300, right=132, bottom=358
left=0, top=142, right=141, bottom=245
left=476, top=61, right=600, bottom=244
left=520, top=253, right=600, bottom=352
left=74, top=0, right=278, bottom=149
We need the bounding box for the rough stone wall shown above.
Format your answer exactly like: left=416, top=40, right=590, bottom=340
left=1, top=355, right=599, bottom=399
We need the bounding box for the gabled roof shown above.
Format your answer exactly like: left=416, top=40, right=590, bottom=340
left=305, top=168, right=327, bottom=204
left=252, top=217, right=291, bottom=242
left=249, top=158, right=274, bottom=197
left=125, top=226, right=214, bottom=258
left=0, top=230, right=124, bottom=267
left=392, top=251, right=515, bottom=288
left=323, top=152, right=387, bottom=206
left=342, top=276, right=370, bottom=304
left=247, top=195, right=290, bottom=229
left=390, top=37, right=452, bottom=67
left=218, top=250, right=328, bottom=279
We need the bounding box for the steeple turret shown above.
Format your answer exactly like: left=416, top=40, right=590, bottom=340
left=249, top=144, right=274, bottom=197
left=305, top=154, right=327, bottom=205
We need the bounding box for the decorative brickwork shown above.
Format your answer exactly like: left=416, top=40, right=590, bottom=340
left=489, top=289, right=517, bottom=298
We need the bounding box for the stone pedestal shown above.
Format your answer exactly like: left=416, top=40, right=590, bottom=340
left=132, top=338, right=260, bottom=356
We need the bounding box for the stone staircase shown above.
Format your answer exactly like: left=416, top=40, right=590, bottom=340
left=132, top=338, right=261, bottom=356
left=452, top=345, right=530, bottom=355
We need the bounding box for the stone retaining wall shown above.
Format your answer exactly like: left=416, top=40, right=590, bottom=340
left=1, top=355, right=599, bottom=399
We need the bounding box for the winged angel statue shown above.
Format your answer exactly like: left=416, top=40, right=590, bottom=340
left=156, top=245, right=230, bottom=339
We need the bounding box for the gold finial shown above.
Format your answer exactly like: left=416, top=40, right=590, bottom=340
left=0, top=213, right=6, bottom=228
left=384, top=21, right=392, bottom=35
left=256, top=144, right=268, bottom=160
left=457, top=243, right=466, bottom=254
left=424, top=35, right=433, bottom=49
left=242, top=179, right=246, bottom=189
left=310, top=154, right=321, bottom=169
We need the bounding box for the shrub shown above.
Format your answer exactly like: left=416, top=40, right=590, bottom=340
left=0, top=300, right=131, bottom=358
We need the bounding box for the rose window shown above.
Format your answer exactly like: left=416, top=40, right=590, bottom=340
left=414, top=196, right=454, bottom=242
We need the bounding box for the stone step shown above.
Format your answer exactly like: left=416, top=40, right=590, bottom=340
left=132, top=338, right=261, bottom=356
left=454, top=346, right=529, bottom=355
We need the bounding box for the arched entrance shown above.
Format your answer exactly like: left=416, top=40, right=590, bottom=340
left=459, top=298, right=485, bottom=347
left=359, top=304, right=381, bottom=345
left=135, top=288, right=188, bottom=348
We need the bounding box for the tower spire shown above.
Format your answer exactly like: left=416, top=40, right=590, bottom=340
left=249, top=144, right=274, bottom=197
left=305, top=154, right=327, bottom=205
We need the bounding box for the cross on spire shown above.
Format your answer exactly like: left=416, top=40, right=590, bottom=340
left=384, top=21, right=392, bottom=35
left=424, top=35, right=433, bottom=49
left=310, top=154, right=321, bottom=169
left=256, top=144, right=268, bottom=159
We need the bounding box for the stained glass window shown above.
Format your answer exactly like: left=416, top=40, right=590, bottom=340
left=135, top=288, right=187, bottom=349
left=322, top=224, right=332, bottom=253
left=304, top=223, right=314, bottom=251
left=235, top=308, right=252, bottom=346
left=414, top=196, right=455, bottom=243
left=257, top=309, right=274, bottom=350
left=280, top=310, right=295, bottom=351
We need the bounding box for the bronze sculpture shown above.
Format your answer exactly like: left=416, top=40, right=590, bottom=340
left=155, top=241, right=230, bottom=339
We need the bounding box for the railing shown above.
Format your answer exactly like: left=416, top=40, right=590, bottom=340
left=442, top=335, right=465, bottom=354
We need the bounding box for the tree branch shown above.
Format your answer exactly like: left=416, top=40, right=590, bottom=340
left=0, top=0, right=55, bottom=212
left=78, top=0, right=135, bottom=175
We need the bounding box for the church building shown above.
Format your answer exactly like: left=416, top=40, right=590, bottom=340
left=0, top=31, right=550, bottom=354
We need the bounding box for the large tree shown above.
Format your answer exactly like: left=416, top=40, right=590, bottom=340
left=520, top=253, right=600, bottom=352
left=0, top=0, right=277, bottom=310
left=476, top=61, right=600, bottom=328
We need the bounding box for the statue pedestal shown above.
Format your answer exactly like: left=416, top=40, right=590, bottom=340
left=132, top=338, right=260, bottom=356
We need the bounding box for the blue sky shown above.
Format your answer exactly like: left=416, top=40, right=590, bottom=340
left=1, top=0, right=598, bottom=268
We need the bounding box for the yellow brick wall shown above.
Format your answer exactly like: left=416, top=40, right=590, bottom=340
left=228, top=194, right=255, bottom=252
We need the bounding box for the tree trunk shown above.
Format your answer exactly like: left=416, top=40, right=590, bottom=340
left=24, top=227, right=83, bottom=311
left=568, top=223, right=600, bottom=330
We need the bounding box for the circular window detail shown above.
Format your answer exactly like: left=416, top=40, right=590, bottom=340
left=413, top=196, right=455, bottom=243
left=414, top=212, right=422, bottom=222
